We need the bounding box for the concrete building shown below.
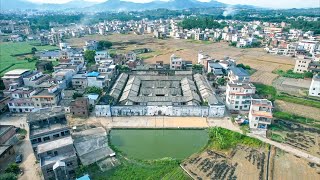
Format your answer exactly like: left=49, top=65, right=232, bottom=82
left=1, top=69, right=32, bottom=90
left=0, top=96, right=10, bottom=113
left=95, top=51, right=110, bottom=64
left=170, top=54, right=183, bottom=70
left=72, top=74, right=88, bottom=90
left=37, top=136, right=78, bottom=180
left=87, top=72, right=108, bottom=88
left=70, top=97, right=90, bottom=118
left=228, top=67, right=250, bottom=83
left=207, top=62, right=224, bottom=77
left=23, top=71, right=50, bottom=87
left=97, top=72, right=225, bottom=117
left=249, top=99, right=273, bottom=130
left=309, top=75, right=320, bottom=97
left=31, top=87, right=61, bottom=109
left=293, top=56, right=312, bottom=73
left=27, top=107, right=70, bottom=153
left=226, top=82, right=256, bottom=111
left=7, top=87, right=37, bottom=113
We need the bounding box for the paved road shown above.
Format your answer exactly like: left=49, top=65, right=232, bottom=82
left=0, top=114, right=42, bottom=180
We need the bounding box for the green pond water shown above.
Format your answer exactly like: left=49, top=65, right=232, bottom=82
left=110, top=129, right=208, bottom=160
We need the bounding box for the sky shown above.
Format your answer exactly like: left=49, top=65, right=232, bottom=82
left=25, top=0, right=319, bottom=9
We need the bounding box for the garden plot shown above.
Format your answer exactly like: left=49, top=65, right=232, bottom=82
left=269, top=120, right=320, bottom=158
left=182, top=145, right=267, bottom=180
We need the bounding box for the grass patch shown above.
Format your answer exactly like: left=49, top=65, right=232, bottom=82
left=270, top=133, right=284, bottom=143
left=273, top=111, right=320, bottom=128
left=186, top=40, right=212, bottom=44
left=17, top=128, right=27, bottom=136
left=253, top=83, right=277, bottom=101
left=208, top=127, right=264, bottom=150
left=274, top=69, right=312, bottom=79
left=0, top=42, right=57, bottom=75
left=277, top=94, right=320, bottom=109
left=76, top=157, right=190, bottom=180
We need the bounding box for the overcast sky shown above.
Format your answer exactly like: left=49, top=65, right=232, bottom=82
left=25, top=0, right=319, bottom=9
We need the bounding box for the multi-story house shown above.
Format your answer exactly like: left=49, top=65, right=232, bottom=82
left=87, top=72, right=108, bottom=88
left=31, top=86, right=61, bottom=109
left=83, top=40, right=98, bottom=51
left=228, top=67, right=250, bottom=83
left=249, top=99, right=273, bottom=130
left=226, top=82, right=256, bottom=111
left=70, top=97, right=90, bottom=118
left=293, top=56, right=312, bottom=73
left=95, top=51, right=110, bottom=64
left=23, top=71, right=50, bottom=87
left=52, top=70, right=74, bottom=89
left=170, top=54, right=183, bottom=70
left=72, top=74, right=88, bottom=90
left=309, top=74, right=320, bottom=97
left=27, top=107, right=77, bottom=180
left=1, top=69, right=32, bottom=90
left=7, top=87, right=37, bottom=113
left=37, top=136, right=78, bottom=180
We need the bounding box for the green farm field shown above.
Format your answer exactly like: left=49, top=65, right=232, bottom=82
left=0, top=42, right=57, bottom=76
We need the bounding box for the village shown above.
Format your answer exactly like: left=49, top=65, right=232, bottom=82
left=0, top=11, right=320, bottom=180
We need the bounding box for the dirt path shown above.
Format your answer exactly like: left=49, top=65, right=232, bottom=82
left=249, top=133, right=320, bottom=165
left=275, top=100, right=320, bottom=120
left=0, top=115, right=42, bottom=180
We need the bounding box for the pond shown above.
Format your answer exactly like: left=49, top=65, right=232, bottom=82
left=110, top=129, right=208, bottom=160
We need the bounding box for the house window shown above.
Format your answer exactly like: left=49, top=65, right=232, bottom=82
left=53, top=134, right=60, bottom=138
left=43, top=136, right=50, bottom=141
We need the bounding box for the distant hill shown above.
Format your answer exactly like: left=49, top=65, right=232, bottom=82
left=0, top=0, right=36, bottom=10
left=0, top=0, right=258, bottom=11
left=90, top=0, right=227, bottom=11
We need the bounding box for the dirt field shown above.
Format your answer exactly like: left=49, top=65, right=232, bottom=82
left=182, top=145, right=268, bottom=180
left=275, top=100, right=320, bottom=120
left=271, top=148, right=320, bottom=180
left=273, top=77, right=311, bottom=95
left=66, top=33, right=295, bottom=85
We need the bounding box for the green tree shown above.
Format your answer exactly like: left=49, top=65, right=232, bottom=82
left=98, top=41, right=113, bottom=50
left=0, top=173, right=17, bottom=180
left=5, top=163, right=20, bottom=175
left=85, top=86, right=103, bottom=95
left=303, top=71, right=313, bottom=78
left=31, top=47, right=37, bottom=54
left=72, top=92, right=83, bottom=99
left=84, top=50, right=96, bottom=64
left=217, top=78, right=226, bottom=86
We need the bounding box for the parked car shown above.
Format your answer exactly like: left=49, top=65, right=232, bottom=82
left=15, top=154, right=23, bottom=163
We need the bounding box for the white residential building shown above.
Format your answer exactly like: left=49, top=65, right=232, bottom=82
left=226, top=82, right=256, bottom=111
left=170, top=54, right=183, bottom=70
left=228, top=67, right=250, bottom=83
left=309, top=75, right=320, bottom=97
left=87, top=72, right=108, bottom=88
left=249, top=99, right=273, bottom=130
left=95, top=51, right=111, bottom=64
left=7, top=87, right=37, bottom=113
left=293, top=56, right=312, bottom=73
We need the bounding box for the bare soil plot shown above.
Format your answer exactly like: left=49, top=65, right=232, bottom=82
left=182, top=145, right=267, bottom=180
left=269, top=119, right=320, bottom=158
left=273, top=77, right=311, bottom=95
left=275, top=100, right=320, bottom=120
left=67, top=33, right=294, bottom=85
left=271, top=148, right=320, bottom=180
